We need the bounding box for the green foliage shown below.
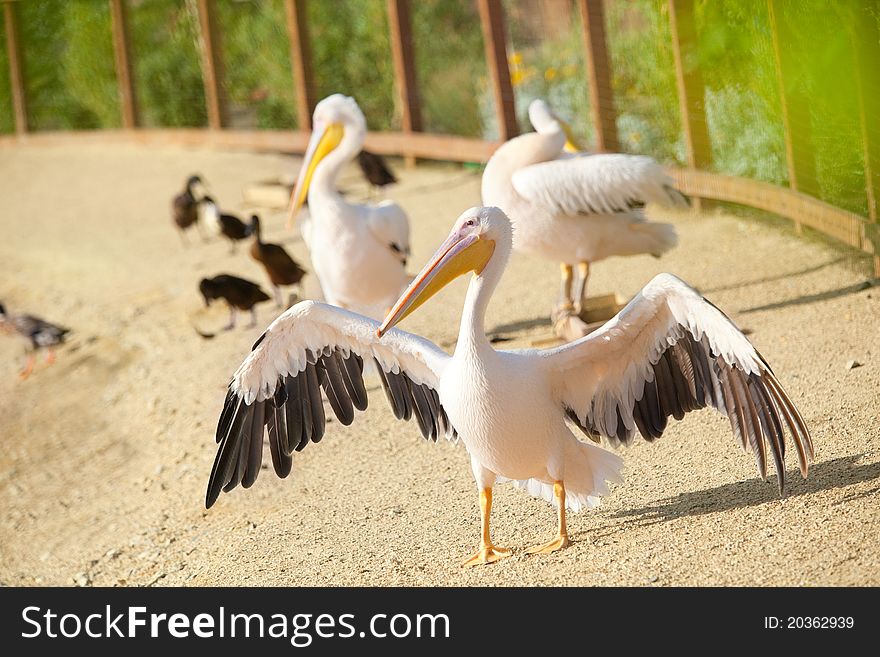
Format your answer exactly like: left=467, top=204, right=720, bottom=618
left=129, top=0, right=207, bottom=128
left=2, top=0, right=873, bottom=217
left=216, top=0, right=296, bottom=129
left=411, top=0, right=488, bottom=137
left=307, top=0, right=394, bottom=130
left=18, top=0, right=118, bottom=130
left=606, top=0, right=682, bottom=163
left=0, top=11, right=13, bottom=134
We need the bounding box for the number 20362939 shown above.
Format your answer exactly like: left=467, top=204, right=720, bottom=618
left=764, top=617, right=854, bottom=629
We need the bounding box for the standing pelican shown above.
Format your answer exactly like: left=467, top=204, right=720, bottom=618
left=205, top=207, right=812, bottom=566
left=287, top=94, right=410, bottom=318
left=482, top=99, right=687, bottom=325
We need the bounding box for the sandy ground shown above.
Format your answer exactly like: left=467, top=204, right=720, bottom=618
left=0, top=142, right=878, bottom=587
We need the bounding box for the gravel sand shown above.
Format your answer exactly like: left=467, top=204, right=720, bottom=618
left=1, top=142, right=877, bottom=587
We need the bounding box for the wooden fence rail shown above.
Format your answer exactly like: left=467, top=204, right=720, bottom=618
left=0, top=0, right=876, bottom=274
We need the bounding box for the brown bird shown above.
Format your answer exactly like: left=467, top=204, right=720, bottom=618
left=199, top=275, right=271, bottom=330
left=0, top=303, right=71, bottom=379
left=249, top=215, right=307, bottom=308
left=357, top=149, right=397, bottom=198
left=172, top=174, right=207, bottom=244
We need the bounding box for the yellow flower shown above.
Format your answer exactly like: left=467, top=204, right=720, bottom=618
left=509, top=51, right=523, bottom=66
left=544, top=67, right=557, bottom=81
left=511, top=69, right=524, bottom=86
left=630, top=131, right=642, bottom=144
left=562, top=64, right=577, bottom=77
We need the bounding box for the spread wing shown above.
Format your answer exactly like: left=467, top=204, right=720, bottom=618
left=207, top=301, right=454, bottom=507
left=540, top=274, right=813, bottom=492
left=512, top=153, right=689, bottom=217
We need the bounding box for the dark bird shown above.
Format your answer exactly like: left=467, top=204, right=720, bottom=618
left=199, top=275, right=271, bottom=330
left=201, top=196, right=255, bottom=253
left=249, top=216, right=307, bottom=308
left=0, top=303, right=71, bottom=379
left=357, top=149, right=397, bottom=197
left=172, top=174, right=206, bottom=244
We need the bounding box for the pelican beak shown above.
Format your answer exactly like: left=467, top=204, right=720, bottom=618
left=377, top=228, right=495, bottom=337
left=286, top=121, right=345, bottom=227
left=560, top=118, right=583, bottom=153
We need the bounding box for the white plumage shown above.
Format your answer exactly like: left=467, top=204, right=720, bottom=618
left=289, top=95, right=411, bottom=318
left=482, top=98, right=687, bottom=320
left=207, top=207, right=811, bottom=565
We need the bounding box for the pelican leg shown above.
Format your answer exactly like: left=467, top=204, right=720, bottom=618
left=274, top=285, right=284, bottom=308
left=526, top=481, right=570, bottom=555
left=572, top=262, right=590, bottom=315
left=248, top=307, right=258, bottom=328
left=45, top=348, right=56, bottom=366
left=19, top=353, right=36, bottom=380
left=557, top=263, right=575, bottom=312
left=462, top=488, right=512, bottom=567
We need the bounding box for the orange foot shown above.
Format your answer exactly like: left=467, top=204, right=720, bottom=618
left=525, top=533, right=570, bottom=555
left=462, top=544, right=512, bottom=567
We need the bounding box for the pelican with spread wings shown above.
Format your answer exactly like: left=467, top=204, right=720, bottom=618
left=287, top=94, right=411, bottom=318
left=206, top=206, right=812, bottom=566
left=482, top=99, right=688, bottom=326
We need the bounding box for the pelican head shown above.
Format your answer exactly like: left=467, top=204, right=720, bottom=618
left=527, top=98, right=583, bottom=153
left=287, top=94, right=366, bottom=226
left=378, top=207, right=510, bottom=337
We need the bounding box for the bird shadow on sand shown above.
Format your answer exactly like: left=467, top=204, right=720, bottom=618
left=603, top=454, right=879, bottom=529
left=487, top=316, right=551, bottom=336
left=699, top=257, right=848, bottom=294
left=739, top=279, right=877, bottom=314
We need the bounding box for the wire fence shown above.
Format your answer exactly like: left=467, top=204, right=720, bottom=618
left=1, top=0, right=878, bottom=269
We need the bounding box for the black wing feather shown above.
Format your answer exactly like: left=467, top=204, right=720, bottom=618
left=206, top=346, right=455, bottom=506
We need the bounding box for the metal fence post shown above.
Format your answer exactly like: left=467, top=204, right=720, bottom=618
left=3, top=0, right=26, bottom=134
left=669, top=0, right=712, bottom=210
left=109, top=0, right=137, bottom=129
left=388, top=0, right=422, bottom=166
left=768, top=0, right=820, bottom=234
left=577, top=0, right=618, bottom=153
left=477, top=0, right=518, bottom=142
left=283, top=0, right=315, bottom=130
left=195, top=0, right=226, bottom=129
left=851, top=4, right=880, bottom=276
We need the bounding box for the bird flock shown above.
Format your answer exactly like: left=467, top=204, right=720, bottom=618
left=200, top=95, right=813, bottom=567
left=3, top=94, right=815, bottom=568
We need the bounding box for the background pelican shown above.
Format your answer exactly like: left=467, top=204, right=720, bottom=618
left=482, top=99, right=688, bottom=330
left=288, top=94, right=411, bottom=318
left=206, top=206, right=811, bottom=566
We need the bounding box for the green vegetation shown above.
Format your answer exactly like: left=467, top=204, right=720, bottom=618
left=216, top=0, right=297, bottom=129
left=412, top=0, right=488, bottom=137
left=0, top=0, right=874, bottom=215
left=128, top=0, right=207, bottom=128
left=0, top=10, right=13, bottom=134
left=18, top=0, right=119, bottom=130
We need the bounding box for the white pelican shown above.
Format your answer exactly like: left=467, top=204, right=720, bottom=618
left=482, top=98, right=688, bottom=323
left=206, top=207, right=812, bottom=566
left=287, top=94, right=411, bottom=318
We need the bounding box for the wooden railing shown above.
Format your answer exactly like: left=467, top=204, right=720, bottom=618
left=1, top=0, right=878, bottom=274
